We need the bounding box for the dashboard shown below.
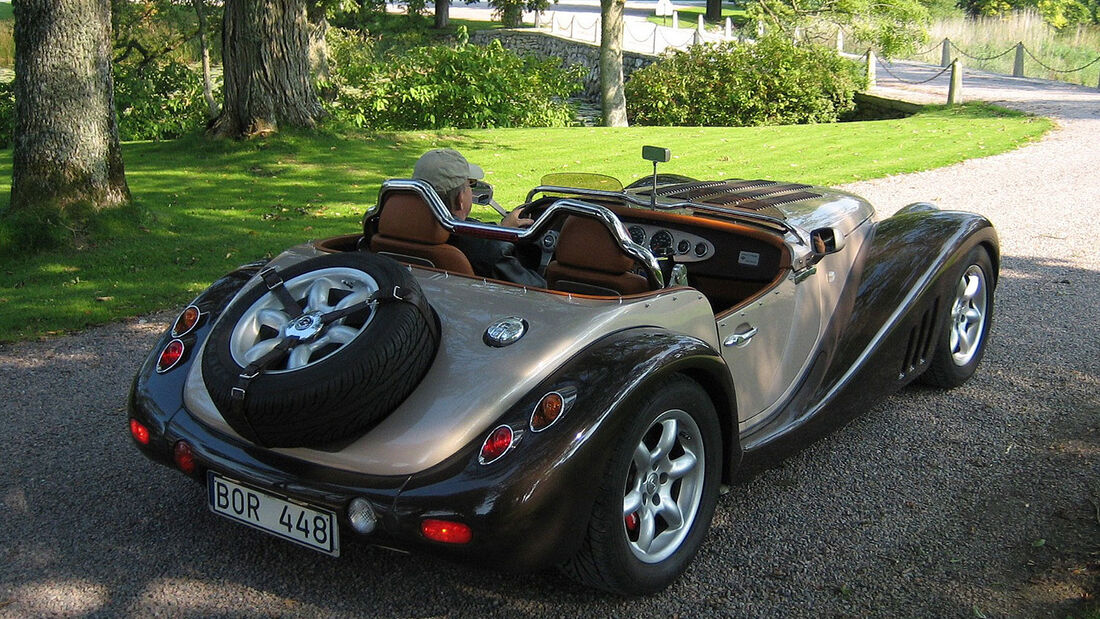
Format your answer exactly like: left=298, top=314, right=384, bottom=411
left=626, top=223, right=714, bottom=263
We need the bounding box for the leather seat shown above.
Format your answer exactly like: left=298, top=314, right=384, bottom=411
left=545, top=216, right=649, bottom=296
left=370, top=192, right=475, bottom=275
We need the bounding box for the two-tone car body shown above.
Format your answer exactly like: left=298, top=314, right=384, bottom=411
left=129, top=158, right=997, bottom=594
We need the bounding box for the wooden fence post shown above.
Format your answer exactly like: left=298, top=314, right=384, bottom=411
left=1013, top=42, right=1025, bottom=77
left=941, top=38, right=951, bottom=67
left=725, top=17, right=732, bottom=39
left=866, top=49, right=876, bottom=87
left=836, top=29, right=844, bottom=53
left=653, top=23, right=659, bottom=53
left=672, top=11, right=678, bottom=29
left=948, top=59, right=963, bottom=104
left=569, top=15, right=575, bottom=39
left=698, top=14, right=704, bottom=32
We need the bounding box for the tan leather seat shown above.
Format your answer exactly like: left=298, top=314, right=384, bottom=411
left=545, top=216, right=649, bottom=296
left=370, top=192, right=475, bottom=275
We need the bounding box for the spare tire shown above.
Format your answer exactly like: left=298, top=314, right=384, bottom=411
left=201, top=252, right=437, bottom=448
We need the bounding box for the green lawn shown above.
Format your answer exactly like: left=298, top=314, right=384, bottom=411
left=0, top=4, right=11, bottom=22
left=647, top=4, right=748, bottom=29
left=0, top=103, right=1051, bottom=342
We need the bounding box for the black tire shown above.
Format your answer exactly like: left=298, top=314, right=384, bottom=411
left=202, top=252, right=437, bottom=448
left=920, top=246, right=995, bottom=388
left=560, top=375, right=721, bottom=595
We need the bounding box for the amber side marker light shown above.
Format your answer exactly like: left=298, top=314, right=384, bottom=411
left=174, top=441, right=197, bottom=476
left=171, top=305, right=201, bottom=338
left=156, top=339, right=185, bottom=373
left=530, top=392, right=565, bottom=432
left=420, top=519, right=472, bottom=544
left=130, top=419, right=150, bottom=445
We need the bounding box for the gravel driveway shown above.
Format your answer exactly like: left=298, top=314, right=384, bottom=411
left=2, top=76, right=1098, bottom=617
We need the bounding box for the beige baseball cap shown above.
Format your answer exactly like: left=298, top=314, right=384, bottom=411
left=412, top=149, right=485, bottom=195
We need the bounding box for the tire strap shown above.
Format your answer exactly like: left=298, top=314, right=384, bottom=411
left=226, top=335, right=300, bottom=444
left=259, top=267, right=304, bottom=319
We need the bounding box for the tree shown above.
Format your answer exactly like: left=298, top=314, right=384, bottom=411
left=7, top=0, right=130, bottom=228
left=706, top=0, right=723, bottom=22
left=191, top=0, right=220, bottom=118
left=435, top=0, right=451, bottom=28
left=211, top=0, right=325, bottom=138
left=746, top=0, right=929, bottom=56
left=599, top=0, right=628, bottom=126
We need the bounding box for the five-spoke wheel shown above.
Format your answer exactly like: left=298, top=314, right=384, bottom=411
left=922, top=246, right=995, bottom=388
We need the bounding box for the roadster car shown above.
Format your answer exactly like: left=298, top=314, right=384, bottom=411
left=128, top=147, right=997, bottom=595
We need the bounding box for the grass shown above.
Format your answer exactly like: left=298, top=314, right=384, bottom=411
left=646, top=4, right=749, bottom=30
left=0, top=103, right=1051, bottom=342
left=900, top=11, right=1100, bottom=88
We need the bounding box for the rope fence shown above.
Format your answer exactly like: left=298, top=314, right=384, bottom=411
left=536, top=12, right=1100, bottom=90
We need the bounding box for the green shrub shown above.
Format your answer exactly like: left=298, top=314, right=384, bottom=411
left=114, top=59, right=214, bottom=141
left=625, top=37, right=867, bottom=126
left=329, top=33, right=583, bottom=130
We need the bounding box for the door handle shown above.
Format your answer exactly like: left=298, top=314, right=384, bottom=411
left=723, top=327, right=758, bottom=347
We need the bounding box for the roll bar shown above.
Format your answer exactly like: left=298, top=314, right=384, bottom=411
left=370, top=179, right=665, bottom=289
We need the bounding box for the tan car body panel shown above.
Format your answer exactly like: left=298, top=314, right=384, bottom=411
left=184, top=245, right=718, bottom=477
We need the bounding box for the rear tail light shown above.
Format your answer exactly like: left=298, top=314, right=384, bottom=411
left=156, top=339, right=185, bottom=373
left=171, top=305, right=202, bottom=337
left=478, top=425, right=514, bottom=465
left=174, top=441, right=197, bottom=476
left=420, top=519, right=472, bottom=544
left=129, top=419, right=150, bottom=445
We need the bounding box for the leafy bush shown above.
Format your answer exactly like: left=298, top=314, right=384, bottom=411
left=625, top=37, right=867, bottom=127
left=114, top=59, right=215, bottom=141
left=329, top=34, right=583, bottom=130
left=0, top=80, right=14, bottom=148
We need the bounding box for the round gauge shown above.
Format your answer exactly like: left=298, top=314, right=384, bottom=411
left=628, top=225, right=646, bottom=245
left=649, top=230, right=674, bottom=254
left=677, top=239, right=691, bottom=254
left=694, top=242, right=708, bottom=257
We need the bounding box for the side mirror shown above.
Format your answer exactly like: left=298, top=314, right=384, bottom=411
left=810, top=227, right=845, bottom=255
left=471, top=179, right=494, bottom=205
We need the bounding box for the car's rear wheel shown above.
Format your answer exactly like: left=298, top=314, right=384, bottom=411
left=560, top=375, right=721, bottom=595
left=921, top=246, right=994, bottom=388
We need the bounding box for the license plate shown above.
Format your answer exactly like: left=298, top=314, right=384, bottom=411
left=208, top=473, right=339, bottom=556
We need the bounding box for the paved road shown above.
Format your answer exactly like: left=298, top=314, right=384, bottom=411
left=2, top=74, right=1099, bottom=619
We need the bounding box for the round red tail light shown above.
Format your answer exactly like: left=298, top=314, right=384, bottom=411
left=156, top=339, right=186, bottom=373
left=171, top=305, right=201, bottom=337
left=530, top=392, right=565, bottom=431
left=129, top=419, right=150, bottom=445
left=420, top=519, right=472, bottom=544
left=478, top=425, right=514, bottom=464
left=174, top=441, right=197, bottom=476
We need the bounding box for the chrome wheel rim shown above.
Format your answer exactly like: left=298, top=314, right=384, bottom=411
left=229, top=267, right=379, bottom=373
left=949, top=264, right=987, bottom=367
left=622, top=409, right=705, bottom=564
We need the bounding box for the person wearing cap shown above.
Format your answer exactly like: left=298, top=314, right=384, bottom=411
left=412, top=149, right=545, bottom=288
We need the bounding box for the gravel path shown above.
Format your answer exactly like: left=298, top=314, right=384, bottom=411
left=2, top=78, right=1098, bottom=617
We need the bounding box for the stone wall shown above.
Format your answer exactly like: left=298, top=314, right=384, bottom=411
left=471, top=29, right=658, bottom=100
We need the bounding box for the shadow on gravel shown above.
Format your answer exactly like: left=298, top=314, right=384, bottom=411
left=0, top=256, right=1096, bottom=616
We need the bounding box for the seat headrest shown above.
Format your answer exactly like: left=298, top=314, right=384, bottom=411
left=554, top=216, right=636, bottom=274
left=377, top=192, right=450, bottom=245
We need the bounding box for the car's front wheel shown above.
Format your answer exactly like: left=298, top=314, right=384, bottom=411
left=560, top=375, right=721, bottom=595
left=921, top=245, right=995, bottom=388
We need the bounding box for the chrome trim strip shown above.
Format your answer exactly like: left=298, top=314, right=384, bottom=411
left=374, top=179, right=664, bottom=288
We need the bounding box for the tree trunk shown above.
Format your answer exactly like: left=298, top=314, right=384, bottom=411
left=434, top=0, right=450, bottom=29
left=8, top=0, right=130, bottom=217
left=191, top=0, right=220, bottom=119
left=211, top=0, right=325, bottom=138
left=305, top=0, right=331, bottom=86
left=599, top=0, right=628, bottom=127
left=705, top=0, right=722, bottom=22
